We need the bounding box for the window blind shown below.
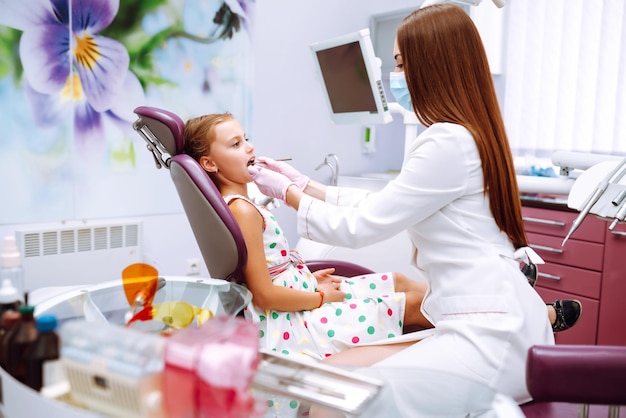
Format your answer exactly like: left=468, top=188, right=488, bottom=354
left=503, top=0, right=626, bottom=158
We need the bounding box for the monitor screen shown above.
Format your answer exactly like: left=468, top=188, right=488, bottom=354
left=311, top=29, right=392, bottom=125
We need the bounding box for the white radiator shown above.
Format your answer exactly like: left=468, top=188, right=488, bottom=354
left=15, top=219, right=143, bottom=292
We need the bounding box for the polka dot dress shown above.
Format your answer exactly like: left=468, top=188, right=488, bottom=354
left=226, top=195, right=407, bottom=361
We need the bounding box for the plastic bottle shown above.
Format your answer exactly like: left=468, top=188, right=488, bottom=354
left=0, top=236, right=24, bottom=303
left=25, top=315, right=61, bottom=392
left=0, top=310, right=22, bottom=371
left=7, top=304, right=38, bottom=383
left=0, top=279, right=22, bottom=335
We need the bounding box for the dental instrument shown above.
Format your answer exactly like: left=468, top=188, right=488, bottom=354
left=611, top=188, right=626, bottom=206
left=562, top=156, right=626, bottom=246
left=609, top=199, right=626, bottom=231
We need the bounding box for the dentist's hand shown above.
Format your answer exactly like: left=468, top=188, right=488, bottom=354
left=248, top=165, right=295, bottom=201
left=256, top=157, right=310, bottom=191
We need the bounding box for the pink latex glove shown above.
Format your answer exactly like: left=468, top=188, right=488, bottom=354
left=248, top=165, right=295, bottom=201
left=255, top=157, right=310, bottom=191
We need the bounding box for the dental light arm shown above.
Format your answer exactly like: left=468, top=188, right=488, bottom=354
left=562, top=156, right=626, bottom=246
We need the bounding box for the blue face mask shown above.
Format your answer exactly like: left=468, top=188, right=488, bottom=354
left=389, top=71, right=413, bottom=111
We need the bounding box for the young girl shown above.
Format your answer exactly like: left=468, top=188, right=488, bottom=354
left=183, top=112, right=431, bottom=362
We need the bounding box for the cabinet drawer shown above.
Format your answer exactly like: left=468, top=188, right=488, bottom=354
left=535, top=262, right=601, bottom=300
left=527, top=232, right=604, bottom=271
left=598, top=224, right=626, bottom=345
left=522, top=206, right=606, bottom=243
left=536, top=287, right=599, bottom=345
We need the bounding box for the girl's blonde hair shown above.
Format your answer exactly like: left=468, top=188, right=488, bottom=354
left=183, top=112, right=234, bottom=163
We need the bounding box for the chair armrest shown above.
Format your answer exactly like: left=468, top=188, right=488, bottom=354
left=306, top=259, right=375, bottom=277
left=527, top=344, right=626, bottom=405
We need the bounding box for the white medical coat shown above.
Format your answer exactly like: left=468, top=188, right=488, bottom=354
left=297, top=122, right=554, bottom=408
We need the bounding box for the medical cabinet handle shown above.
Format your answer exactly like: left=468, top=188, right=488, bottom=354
left=522, top=217, right=566, bottom=227
left=609, top=230, right=626, bottom=237
left=529, top=244, right=564, bottom=254
left=537, top=272, right=561, bottom=281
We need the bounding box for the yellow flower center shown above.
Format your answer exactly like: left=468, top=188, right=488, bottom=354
left=74, top=33, right=100, bottom=70
left=60, top=74, right=84, bottom=101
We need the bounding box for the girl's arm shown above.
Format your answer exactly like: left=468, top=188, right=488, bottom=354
left=228, top=198, right=345, bottom=311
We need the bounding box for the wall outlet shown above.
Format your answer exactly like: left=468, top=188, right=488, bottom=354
left=186, top=258, right=201, bottom=275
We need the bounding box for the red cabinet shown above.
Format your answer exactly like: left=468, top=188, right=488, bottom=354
left=522, top=205, right=622, bottom=345
left=597, top=222, right=626, bottom=345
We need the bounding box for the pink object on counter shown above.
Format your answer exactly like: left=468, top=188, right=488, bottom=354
left=163, top=316, right=262, bottom=418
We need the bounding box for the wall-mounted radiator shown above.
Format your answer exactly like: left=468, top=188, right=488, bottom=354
left=15, top=219, right=143, bottom=292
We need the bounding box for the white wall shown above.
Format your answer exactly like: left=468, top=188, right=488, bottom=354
left=252, top=0, right=420, bottom=245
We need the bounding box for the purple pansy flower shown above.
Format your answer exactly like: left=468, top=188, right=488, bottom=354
left=0, top=0, right=144, bottom=148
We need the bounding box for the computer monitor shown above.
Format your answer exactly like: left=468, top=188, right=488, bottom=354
left=310, top=29, right=392, bottom=125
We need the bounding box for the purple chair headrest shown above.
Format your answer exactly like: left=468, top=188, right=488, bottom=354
left=134, top=106, right=185, bottom=158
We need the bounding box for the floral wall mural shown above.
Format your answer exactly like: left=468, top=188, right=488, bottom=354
left=0, top=0, right=254, bottom=224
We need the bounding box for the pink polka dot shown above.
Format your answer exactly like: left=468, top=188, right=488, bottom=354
left=320, top=317, right=328, bottom=324
left=283, top=332, right=290, bottom=340
left=304, top=321, right=308, bottom=328
left=350, top=303, right=357, bottom=309
left=281, top=250, right=287, bottom=256
left=352, top=336, right=360, bottom=344
left=360, top=276, right=366, bottom=280
left=381, top=274, right=389, bottom=280
left=324, top=353, right=332, bottom=358
left=387, top=308, right=393, bottom=316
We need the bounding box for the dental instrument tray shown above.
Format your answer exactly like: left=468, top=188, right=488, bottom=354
left=253, top=349, right=383, bottom=416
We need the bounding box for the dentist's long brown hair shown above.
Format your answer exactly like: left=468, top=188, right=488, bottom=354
left=397, top=4, right=527, bottom=249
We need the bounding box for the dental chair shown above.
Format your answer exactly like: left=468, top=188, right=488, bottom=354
left=132, top=106, right=374, bottom=286
left=521, top=344, right=626, bottom=418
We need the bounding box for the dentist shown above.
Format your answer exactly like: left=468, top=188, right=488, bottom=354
left=249, top=4, right=574, bottom=407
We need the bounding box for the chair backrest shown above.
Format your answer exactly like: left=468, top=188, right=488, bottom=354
left=132, top=106, right=248, bottom=285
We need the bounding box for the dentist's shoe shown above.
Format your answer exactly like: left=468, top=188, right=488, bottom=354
left=550, top=299, right=582, bottom=333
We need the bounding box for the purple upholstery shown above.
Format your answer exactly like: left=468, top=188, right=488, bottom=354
left=522, top=344, right=626, bottom=418
left=134, top=106, right=185, bottom=157
left=305, top=260, right=374, bottom=277
left=526, top=344, right=626, bottom=404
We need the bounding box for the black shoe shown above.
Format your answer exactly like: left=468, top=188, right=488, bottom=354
left=550, top=299, right=582, bottom=333
left=521, top=262, right=538, bottom=287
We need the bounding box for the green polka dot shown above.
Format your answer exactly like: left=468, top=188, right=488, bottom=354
left=269, top=242, right=277, bottom=249
left=345, top=293, right=353, bottom=300
left=303, top=282, right=309, bottom=289
left=281, top=349, right=290, bottom=355
left=358, top=315, right=366, bottom=322
left=347, top=280, right=354, bottom=285
left=289, top=400, right=299, bottom=409
left=363, top=299, right=371, bottom=303
left=267, top=400, right=274, bottom=407
left=327, top=329, right=335, bottom=337
left=367, top=326, right=375, bottom=335
left=377, top=297, right=383, bottom=303
left=272, top=312, right=279, bottom=320
left=387, top=333, right=396, bottom=338
left=259, top=330, right=265, bottom=338
left=259, top=315, right=266, bottom=322
left=369, top=283, right=377, bottom=290
left=286, top=313, right=291, bottom=320
left=270, top=215, right=276, bottom=221
left=398, top=320, right=403, bottom=328
left=335, top=308, right=343, bottom=316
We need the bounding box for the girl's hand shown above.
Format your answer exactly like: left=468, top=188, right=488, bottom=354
left=313, top=268, right=342, bottom=287
left=317, top=283, right=346, bottom=304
